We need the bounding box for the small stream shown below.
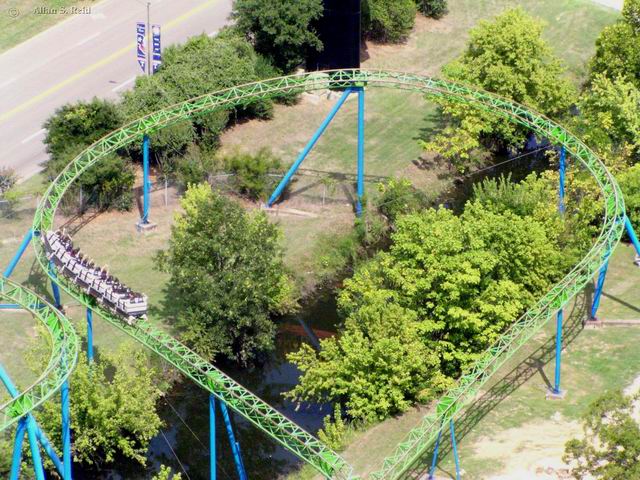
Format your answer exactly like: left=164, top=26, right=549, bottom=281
left=76, top=148, right=551, bottom=480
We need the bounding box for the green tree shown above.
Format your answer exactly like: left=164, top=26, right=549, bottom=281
left=564, top=390, right=640, bottom=479
left=423, top=8, right=576, bottom=167
left=416, top=0, right=448, bottom=19
left=376, top=178, right=431, bottom=225
left=0, top=167, right=17, bottom=196
left=156, top=184, right=296, bottom=363
left=290, top=201, right=564, bottom=421
left=574, top=74, right=640, bottom=162
left=288, top=297, right=443, bottom=422
left=590, top=0, right=640, bottom=88
left=42, top=98, right=135, bottom=210
left=36, top=345, right=163, bottom=467
left=232, top=0, right=324, bottom=72
left=363, top=0, right=417, bottom=43
left=619, top=164, right=640, bottom=229
left=225, top=148, right=283, bottom=201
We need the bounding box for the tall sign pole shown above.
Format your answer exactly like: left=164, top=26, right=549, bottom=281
left=146, top=2, right=152, bottom=76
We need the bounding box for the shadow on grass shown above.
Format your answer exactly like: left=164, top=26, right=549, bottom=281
left=401, top=289, right=591, bottom=479
left=602, top=291, right=640, bottom=316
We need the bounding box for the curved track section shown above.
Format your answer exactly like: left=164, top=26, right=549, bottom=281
left=0, top=276, right=78, bottom=432
left=30, top=70, right=625, bottom=479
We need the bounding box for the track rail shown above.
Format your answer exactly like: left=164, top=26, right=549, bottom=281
left=0, top=276, right=78, bottom=432
left=28, top=69, right=625, bottom=479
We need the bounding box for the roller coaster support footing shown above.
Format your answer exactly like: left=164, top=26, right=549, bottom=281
left=87, top=308, right=94, bottom=363
left=559, top=147, right=566, bottom=214
left=267, top=87, right=366, bottom=212
left=219, top=400, right=247, bottom=480
left=428, top=420, right=461, bottom=480
left=210, top=395, right=216, bottom=480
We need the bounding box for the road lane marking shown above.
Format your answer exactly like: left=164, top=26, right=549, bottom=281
left=21, top=128, right=46, bottom=144
left=0, top=0, right=220, bottom=125
left=0, top=78, right=17, bottom=89
left=75, top=32, right=101, bottom=47
left=112, top=76, right=137, bottom=92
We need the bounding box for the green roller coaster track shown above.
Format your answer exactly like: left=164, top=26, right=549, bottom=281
left=0, top=277, right=78, bottom=432
left=1, top=69, right=624, bottom=479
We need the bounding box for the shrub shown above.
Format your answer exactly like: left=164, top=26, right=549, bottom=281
left=318, top=404, right=348, bottom=451
left=363, top=0, right=417, bottom=43
left=0, top=168, right=17, bottom=196
left=175, top=145, right=217, bottom=188
left=619, top=163, right=640, bottom=230
left=376, top=178, right=430, bottom=224
left=224, top=149, right=283, bottom=201
left=416, top=0, right=448, bottom=19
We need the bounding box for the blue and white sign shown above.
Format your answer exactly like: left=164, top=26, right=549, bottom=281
left=152, top=25, right=162, bottom=73
left=136, top=22, right=146, bottom=73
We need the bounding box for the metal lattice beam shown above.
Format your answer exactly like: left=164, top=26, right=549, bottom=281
left=28, top=70, right=625, bottom=479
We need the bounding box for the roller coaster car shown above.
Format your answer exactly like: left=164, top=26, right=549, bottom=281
left=43, top=231, right=148, bottom=325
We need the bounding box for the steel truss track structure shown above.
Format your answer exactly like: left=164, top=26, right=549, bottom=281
left=0, top=277, right=78, bottom=432
left=20, top=69, right=624, bottom=479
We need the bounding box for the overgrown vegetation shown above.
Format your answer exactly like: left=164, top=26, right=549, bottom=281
left=156, top=184, right=297, bottom=364
left=225, top=149, right=284, bottom=201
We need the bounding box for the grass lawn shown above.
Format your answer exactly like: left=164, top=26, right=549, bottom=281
left=0, top=0, right=97, bottom=53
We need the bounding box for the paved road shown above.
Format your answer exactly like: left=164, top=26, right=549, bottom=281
left=0, top=0, right=233, bottom=180
left=591, top=0, right=623, bottom=9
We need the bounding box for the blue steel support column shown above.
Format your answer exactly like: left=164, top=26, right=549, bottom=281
left=49, top=261, right=62, bottom=309
left=26, top=416, right=45, bottom=480
left=210, top=395, right=216, bottom=480
left=267, top=88, right=353, bottom=207
left=356, top=87, right=365, bottom=216
left=624, top=215, right=640, bottom=257
left=87, top=308, right=94, bottom=363
left=61, top=380, right=72, bottom=479
left=553, top=310, right=563, bottom=394
left=3, top=229, right=33, bottom=278
left=590, top=260, right=610, bottom=320
left=219, top=400, right=247, bottom=480
left=10, top=418, right=27, bottom=480
left=427, top=426, right=443, bottom=480
left=559, top=146, right=566, bottom=214
left=450, top=420, right=461, bottom=480
left=142, top=134, right=151, bottom=224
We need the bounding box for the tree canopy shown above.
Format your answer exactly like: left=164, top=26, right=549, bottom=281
left=232, top=0, right=324, bottom=72
left=564, top=390, right=640, bottom=479
left=423, top=8, right=576, bottom=167
left=289, top=199, right=564, bottom=421
left=363, top=0, right=417, bottom=43
left=156, top=183, right=296, bottom=364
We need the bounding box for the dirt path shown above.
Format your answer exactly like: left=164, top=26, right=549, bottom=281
left=591, top=0, right=622, bottom=10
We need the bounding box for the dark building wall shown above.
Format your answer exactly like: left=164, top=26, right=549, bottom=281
left=307, top=0, right=361, bottom=70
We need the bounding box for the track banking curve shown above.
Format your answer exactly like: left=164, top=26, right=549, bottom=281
left=0, top=277, right=78, bottom=432
left=24, top=69, right=624, bottom=479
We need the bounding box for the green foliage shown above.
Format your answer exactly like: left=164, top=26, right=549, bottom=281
left=376, top=178, right=431, bottom=224
left=156, top=184, right=296, bottom=363
left=416, top=0, right=448, bottom=19
left=424, top=8, right=576, bottom=166
left=232, top=0, right=323, bottom=72
left=363, top=0, right=417, bottom=43
left=619, top=164, right=640, bottom=229
left=0, top=167, right=17, bottom=196
left=575, top=74, right=640, bottom=161
left=564, top=390, right=640, bottom=479
left=42, top=98, right=135, bottom=210
left=224, top=148, right=283, bottom=201
left=318, top=404, right=348, bottom=451
left=35, top=344, right=163, bottom=467
left=291, top=201, right=564, bottom=421
left=175, top=145, right=217, bottom=188
left=288, top=298, right=442, bottom=422
left=153, top=465, right=183, bottom=480
left=590, top=0, right=640, bottom=88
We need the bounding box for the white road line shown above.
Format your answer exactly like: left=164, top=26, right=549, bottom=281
left=112, top=76, right=137, bottom=92
left=75, top=32, right=101, bottom=47
left=21, top=129, right=46, bottom=144
left=0, top=78, right=17, bottom=89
